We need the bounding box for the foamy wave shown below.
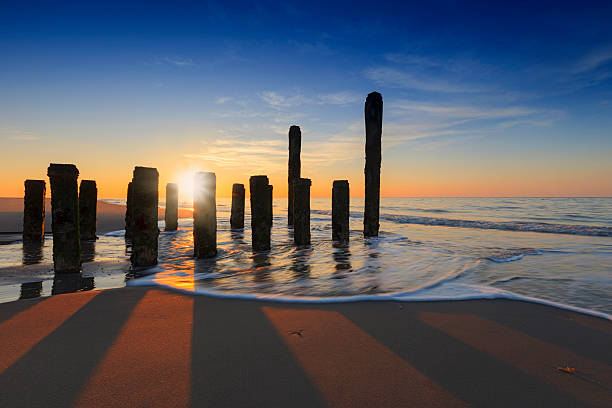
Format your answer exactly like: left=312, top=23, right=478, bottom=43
left=486, top=248, right=542, bottom=263
left=310, top=209, right=611, bottom=237
left=381, top=214, right=612, bottom=236
left=127, top=276, right=612, bottom=321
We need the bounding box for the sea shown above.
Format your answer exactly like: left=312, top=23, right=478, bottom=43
left=1, top=197, right=611, bottom=319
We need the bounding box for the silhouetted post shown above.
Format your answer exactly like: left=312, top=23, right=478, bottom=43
left=194, top=172, right=216, bottom=258
left=332, top=180, right=350, bottom=242
left=364, top=91, right=383, bottom=237
left=79, top=180, right=97, bottom=240
left=230, top=183, right=245, bottom=229
left=125, top=181, right=134, bottom=239
left=293, top=178, right=311, bottom=245
left=130, top=167, right=159, bottom=267
left=288, top=125, right=301, bottom=225
left=250, top=175, right=271, bottom=251
left=47, top=164, right=81, bottom=273
left=23, top=180, right=46, bottom=242
left=268, top=185, right=273, bottom=227
left=165, top=183, right=178, bottom=231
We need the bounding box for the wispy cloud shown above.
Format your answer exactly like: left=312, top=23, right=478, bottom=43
left=571, top=46, right=612, bottom=74
left=384, top=53, right=441, bottom=67
left=163, top=56, right=195, bottom=66
left=392, top=101, right=539, bottom=120
left=259, top=90, right=361, bottom=108
left=259, top=91, right=311, bottom=108
left=1, top=127, right=39, bottom=141
left=317, top=91, right=361, bottom=105
left=364, top=67, right=483, bottom=93
left=216, top=97, right=233, bottom=104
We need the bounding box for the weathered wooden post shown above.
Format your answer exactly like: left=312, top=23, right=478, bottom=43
left=288, top=125, right=301, bottom=225
left=194, top=172, right=216, bottom=258
left=230, top=183, right=245, bottom=229
left=250, top=175, right=272, bottom=251
left=23, top=180, right=46, bottom=242
left=293, top=178, right=311, bottom=245
left=47, top=163, right=81, bottom=273
left=268, top=184, right=273, bottom=227
left=364, top=91, right=383, bottom=237
left=130, top=167, right=159, bottom=267
left=125, top=181, right=134, bottom=239
left=79, top=180, right=97, bottom=240
left=165, top=183, right=178, bottom=231
left=332, top=180, right=350, bottom=242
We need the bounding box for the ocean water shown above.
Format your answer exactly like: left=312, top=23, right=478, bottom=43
left=1, top=198, right=611, bottom=318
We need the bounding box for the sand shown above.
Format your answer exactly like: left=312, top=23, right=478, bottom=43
left=0, top=286, right=610, bottom=407
left=0, top=197, right=193, bottom=236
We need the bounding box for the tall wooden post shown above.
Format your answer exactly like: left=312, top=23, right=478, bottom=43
left=47, top=163, right=81, bottom=273
left=79, top=180, right=97, bottom=240
left=332, top=180, right=350, bottom=242
left=194, top=172, right=217, bottom=258
left=165, top=183, right=178, bottom=231
left=288, top=125, right=301, bottom=225
left=230, top=183, right=245, bottom=229
left=23, top=180, right=46, bottom=242
left=125, top=181, right=134, bottom=239
left=364, top=91, right=382, bottom=237
left=250, top=175, right=272, bottom=251
left=130, top=167, right=159, bottom=267
left=268, top=184, right=273, bottom=227
left=293, top=178, right=311, bottom=245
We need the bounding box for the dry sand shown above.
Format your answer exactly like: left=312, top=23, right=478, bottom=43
left=0, top=197, right=193, bottom=235
left=0, top=286, right=610, bottom=407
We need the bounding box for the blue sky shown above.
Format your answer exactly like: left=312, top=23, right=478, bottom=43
left=1, top=1, right=611, bottom=197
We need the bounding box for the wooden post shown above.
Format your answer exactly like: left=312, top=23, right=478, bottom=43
left=79, top=180, right=97, bottom=240
left=130, top=167, right=159, bottom=267
left=194, top=172, right=217, bottom=258
left=47, top=163, right=81, bottom=273
left=23, top=180, right=46, bottom=242
left=364, top=91, right=382, bottom=237
left=125, top=181, right=134, bottom=239
left=230, top=183, right=245, bottom=229
left=250, top=175, right=271, bottom=251
left=332, top=180, right=350, bottom=242
left=288, top=125, right=301, bottom=225
left=293, top=178, right=311, bottom=245
left=165, top=183, right=179, bottom=231
left=268, top=184, right=273, bottom=227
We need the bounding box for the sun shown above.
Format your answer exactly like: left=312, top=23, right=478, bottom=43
left=177, top=171, right=196, bottom=204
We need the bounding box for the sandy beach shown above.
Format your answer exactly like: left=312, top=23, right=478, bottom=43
left=0, top=286, right=610, bottom=407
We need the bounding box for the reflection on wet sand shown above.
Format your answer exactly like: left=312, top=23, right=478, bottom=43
left=52, top=274, right=95, bottom=296
left=22, top=241, right=44, bottom=265
left=253, top=251, right=271, bottom=283
left=291, top=247, right=311, bottom=279
left=332, top=243, right=352, bottom=275
left=230, top=230, right=245, bottom=244
left=20, top=281, right=43, bottom=299
left=81, top=239, right=96, bottom=263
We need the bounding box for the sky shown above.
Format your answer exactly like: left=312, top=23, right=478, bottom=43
left=1, top=1, right=611, bottom=199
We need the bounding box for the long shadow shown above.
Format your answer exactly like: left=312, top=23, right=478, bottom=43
left=338, top=302, right=586, bottom=408
left=441, top=299, right=612, bottom=365
left=0, top=288, right=148, bottom=408
left=0, top=296, right=46, bottom=324
left=191, top=296, right=326, bottom=407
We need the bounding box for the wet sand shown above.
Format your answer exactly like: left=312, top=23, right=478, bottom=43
left=0, top=286, right=610, bottom=407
